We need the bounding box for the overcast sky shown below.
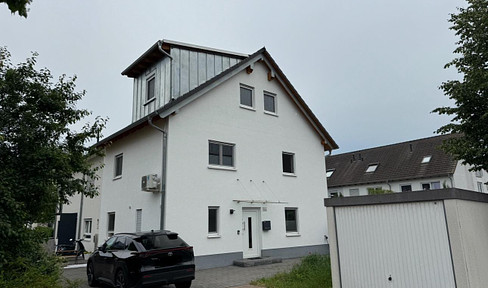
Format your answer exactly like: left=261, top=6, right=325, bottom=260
left=1, top=0, right=465, bottom=154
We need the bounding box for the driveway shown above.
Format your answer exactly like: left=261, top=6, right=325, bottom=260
left=62, top=258, right=302, bottom=288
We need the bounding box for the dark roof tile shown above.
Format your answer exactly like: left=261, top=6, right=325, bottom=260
left=326, top=134, right=458, bottom=187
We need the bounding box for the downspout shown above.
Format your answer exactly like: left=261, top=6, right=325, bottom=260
left=386, top=180, right=392, bottom=191
left=77, top=176, right=85, bottom=240
left=148, top=116, right=168, bottom=230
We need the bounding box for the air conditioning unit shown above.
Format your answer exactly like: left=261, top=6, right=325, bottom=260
left=141, top=174, right=160, bottom=192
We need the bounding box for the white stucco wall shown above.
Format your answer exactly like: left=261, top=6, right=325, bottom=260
left=164, top=61, right=328, bottom=257
left=97, top=121, right=166, bottom=242
left=329, top=176, right=452, bottom=197
left=452, top=162, right=488, bottom=193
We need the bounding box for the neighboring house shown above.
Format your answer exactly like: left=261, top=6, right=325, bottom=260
left=326, top=134, right=488, bottom=197
left=53, top=157, right=103, bottom=253
left=81, top=40, right=337, bottom=268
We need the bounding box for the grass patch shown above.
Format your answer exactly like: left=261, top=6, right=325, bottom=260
left=251, top=254, right=332, bottom=288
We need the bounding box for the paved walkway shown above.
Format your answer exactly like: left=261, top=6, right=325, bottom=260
left=62, top=258, right=302, bottom=288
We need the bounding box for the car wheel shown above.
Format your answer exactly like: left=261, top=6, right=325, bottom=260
left=175, top=281, right=192, bottom=288
left=115, top=269, right=128, bottom=288
left=87, top=262, right=99, bottom=287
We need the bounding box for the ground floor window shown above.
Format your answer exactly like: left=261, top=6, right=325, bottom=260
left=83, top=218, right=92, bottom=239
left=208, top=206, right=219, bottom=236
left=136, top=209, right=142, bottom=232
left=107, top=212, right=115, bottom=237
left=285, top=208, right=298, bottom=233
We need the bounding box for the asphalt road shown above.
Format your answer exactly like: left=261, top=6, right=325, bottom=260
left=62, top=258, right=301, bottom=288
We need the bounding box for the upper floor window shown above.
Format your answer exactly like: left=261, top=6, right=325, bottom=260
left=114, top=153, right=123, bottom=178
left=209, top=141, right=234, bottom=167
left=264, top=92, right=276, bottom=114
left=240, top=85, right=254, bottom=108
left=147, top=77, right=155, bottom=101
left=349, top=188, right=359, bottom=196
left=475, top=170, right=483, bottom=178
left=421, top=155, right=432, bottom=163
left=401, top=185, right=412, bottom=192
left=478, top=182, right=484, bottom=192
left=282, top=152, right=295, bottom=174
left=326, top=169, right=335, bottom=178
left=365, top=163, right=378, bottom=173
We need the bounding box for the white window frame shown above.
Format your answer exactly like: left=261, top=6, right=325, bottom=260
left=329, top=189, right=342, bottom=198
left=263, top=91, right=277, bottom=115
left=145, top=74, right=156, bottom=103
left=107, top=212, right=115, bottom=237
left=401, top=184, right=412, bottom=192
left=114, top=153, right=123, bottom=179
left=208, top=206, right=220, bottom=238
left=365, top=163, right=378, bottom=173
left=326, top=169, right=335, bottom=178
left=83, top=218, right=92, bottom=239
left=135, top=209, right=142, bottom=233
left=349, top=188, right=360, bottom=196
left=239, top=84, right=255, bottom=110
left=285, top=207, right=299, bottom=236
left=208, top=141, right=235, bottom=169
left=431, top=181, right=441, bottom=189
left=282, top=152, right=296, bottom=175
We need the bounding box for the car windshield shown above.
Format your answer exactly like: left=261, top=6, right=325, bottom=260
left=136, top=234, right=188, bottom=250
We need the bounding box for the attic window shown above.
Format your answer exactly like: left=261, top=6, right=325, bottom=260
left=365, top=164, right=378, bottom=173
left=421, top=156, right=432, bottom=163
left=326, top=169, right=335, bottom=178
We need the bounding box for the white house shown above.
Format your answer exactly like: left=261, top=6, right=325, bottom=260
left=326, top=134, right=488, bottom=197
left=79, top=40, right=337, bottom=269
left=53, top=158, right=103, bottom=253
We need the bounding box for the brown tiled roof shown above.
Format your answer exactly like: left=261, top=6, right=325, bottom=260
left=326, top=134, right=459, bottom=188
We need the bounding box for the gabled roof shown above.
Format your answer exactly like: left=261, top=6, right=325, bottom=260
left=98, top=43, right=338, bottom=151
left=326, top=134, right=459, bottom=188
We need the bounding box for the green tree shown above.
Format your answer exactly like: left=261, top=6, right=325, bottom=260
left=1, top=0, right=31, bottom=17
left=433, top=0, right=488, bottom=172
left=0, top=47, right=105, bottom=273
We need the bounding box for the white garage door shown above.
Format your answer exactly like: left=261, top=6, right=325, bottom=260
left=335, top=201, right=455, bottom=288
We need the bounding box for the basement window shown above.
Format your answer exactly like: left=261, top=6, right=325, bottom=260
left=365, top=164, right=378, bottom=173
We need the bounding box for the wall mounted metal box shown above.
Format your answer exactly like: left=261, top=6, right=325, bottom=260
left=262, top=221, right=271, bottom=231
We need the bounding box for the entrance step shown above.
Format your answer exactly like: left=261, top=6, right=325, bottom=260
left=233, top=257, right=282, bottom=267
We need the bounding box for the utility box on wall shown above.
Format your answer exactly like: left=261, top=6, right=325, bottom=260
left=262, top=221, right=271, bottom=231
left=324, top=189, right=488, bottom=288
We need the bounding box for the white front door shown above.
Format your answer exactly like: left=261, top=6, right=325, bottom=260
left=242, top=209, right=261, bottom=258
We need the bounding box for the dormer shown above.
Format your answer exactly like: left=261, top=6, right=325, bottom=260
left=122, top=40, right=248, bottom=123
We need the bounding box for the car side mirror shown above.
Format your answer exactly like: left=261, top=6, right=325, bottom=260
left=98, top=245, right=106, bottom=253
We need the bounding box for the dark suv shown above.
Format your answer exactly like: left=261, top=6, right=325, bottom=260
left=87, top=230, right=195, bottom=288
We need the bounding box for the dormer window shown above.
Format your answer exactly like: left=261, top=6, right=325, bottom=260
left=146, top=77, right=155, bottom=101
left=421, top=156, right=431, bottom=163
left=326, top=169, right=335, bottom=178
left=365, top=164, right=378, bottom=173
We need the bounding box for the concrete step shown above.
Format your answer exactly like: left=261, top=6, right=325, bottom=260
left=233, top=257, right=282, bottom=267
